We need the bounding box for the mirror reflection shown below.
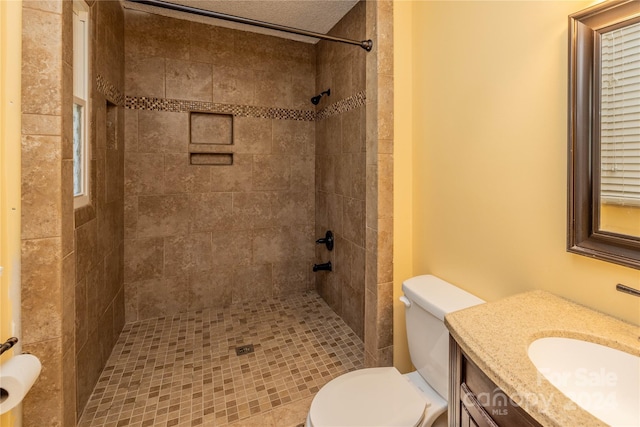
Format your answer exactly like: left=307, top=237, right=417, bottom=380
left=568, top=0, right=640, bottom=269
left=599, top=21, right=640, bottom=238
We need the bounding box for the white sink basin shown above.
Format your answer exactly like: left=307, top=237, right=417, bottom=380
left=528, top=337, right=640, bottom=426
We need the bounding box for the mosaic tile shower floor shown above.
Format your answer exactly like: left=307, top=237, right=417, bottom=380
left=78, top=292, right=364, bottom=427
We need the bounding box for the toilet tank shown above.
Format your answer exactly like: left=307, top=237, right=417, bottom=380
left=402, top=275, right=484, bottom=399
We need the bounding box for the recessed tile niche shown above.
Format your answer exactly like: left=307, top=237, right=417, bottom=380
left=189, top=112, right=233, bottom=165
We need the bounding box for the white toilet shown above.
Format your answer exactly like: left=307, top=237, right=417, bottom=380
left=305, top=275, right=485, bottom=427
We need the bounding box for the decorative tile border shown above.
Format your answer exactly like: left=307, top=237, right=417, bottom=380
left=126, top=96, right=316, bottom=121
left=125, top=90, right=366, bottom=122
left=316, top=91, right=366, bottom=121
left=96, top=74, right=125, bottom=106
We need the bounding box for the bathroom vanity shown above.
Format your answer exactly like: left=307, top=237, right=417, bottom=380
left=449, top=338, right=541, bottom=427
left=445, top=290, right=640, bottom=427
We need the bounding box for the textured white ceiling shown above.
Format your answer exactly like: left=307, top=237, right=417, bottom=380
left=122, top=0, right=359, bottom=43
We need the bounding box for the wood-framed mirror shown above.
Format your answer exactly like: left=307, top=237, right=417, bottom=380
left=568, top=0, right=640, bottom=269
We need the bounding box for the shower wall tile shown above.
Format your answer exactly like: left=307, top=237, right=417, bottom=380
left=64, top=2, right=127, bottom=416
left=85, top=261, right=106, bottom=335
left=165, top=59, right=213, bottom=102
left=22, top=113, right=61, bottom=136
left=75, top=278, right=88, bottom=363
left=21, top=135, right=62, bottom=240
left=343, top=198, right=365, bottom=247
left=342, top=108, right=364, bottom=154
left=291, top=74, right=316, bottom=110
left=234, top=116, right=273, bottom=154
left=314, top=2, right=369, bottom=341
left=335, top=155, right=351, bottom=196
left=164, top=232, right=212, bottom=274
left=324, top=115, right=342, bottom=154
left=376, top=281, right=394, bottom=349
left=76, top=332, right=103, bottom=413
left=333, top=57, right=353, bottom=103
left=124, top=11, right=316, bottom=321
left=165, top=274, right=190, bottom=314
left=21, top=237, right=63, bottom=344
left=233, top=264, right=273, bottom=303
left=23, top=1, right=62, bottom=14
left=106, top=243, right=124, bottom=306
left=97, top=199, right=123, bottom=256
left=21, top=7, right=62, bottom=116
left=137, top=194, right=190, bottom=237
left=378, top=74, right=394, bottom=141
left=62, top=347, right=77, bottom=427
left=272, top=261, right=312, bottom=296
left=273, top=191, right=314, bottom=227
left=254, top=69, right=294, bottom=109
left=124, top=152, right=165, bottom=195
left=189, top=192, right=233, bottom=232
left=124, top=56, right=165, bottom=98
left=272, top=120, right=314, bottom=155
left=22, top=338, right=64, bottom=427
left=326, top=192, right=343, bottom=236
left=75, top=219, right=99, bottom=282
left=252, top=226, right=312, bottom=265
left=290, top=155, right=315, bottom=194
left=350, top=153, right=367, bottom=200
left=124, top=108, right=138, bottom=152
left=316, top=155, right=335, bottom=193
left=342, top=282, right=364, bottom=338
left=188, top=22, right=214, bottom=63
left=124, top=282, right=138, bottom=323
left=137, top=110, right=188, bottom=153
left=377, top=218, right=394, bottom=285
left=136, top=277, right=170, bottom=319
left=232, top=192, right=274, bottom=230
left=124, top=237, right=164, bottom=283
left=252, top=155, right=290, bottom=191
left=211, top=65, right=255, bottom=106
left=124, top=195, right=138, bottom=238
left=188, top=268, right=233, bottom=310
left=210, top=229, right=252, bottom=267
left=207, top=26, right=237, bottom=64
left=209, top=153, right=253, bottom=192
left=362, top=0, right=394, bottom=367
left=351, top=244, right=366, bottom=290
left=61, top=159, right=75, bottom=256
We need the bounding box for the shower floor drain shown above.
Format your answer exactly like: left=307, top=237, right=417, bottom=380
left=235, top=344, right=254, bottom=356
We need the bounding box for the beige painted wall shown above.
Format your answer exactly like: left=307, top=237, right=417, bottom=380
left=392, top=0, right=413, bottom=374
left=601, top=204, right=640, bottom=236
left=0, top=0, right=22, bottom=425
left=394, top=0, right=640, bottom=372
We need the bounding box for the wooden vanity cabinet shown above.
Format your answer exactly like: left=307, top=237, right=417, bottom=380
left=449, top=336, right=542, bottom=427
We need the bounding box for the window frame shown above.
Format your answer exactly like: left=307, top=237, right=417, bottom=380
left=73, top=0, right=90, bottom=209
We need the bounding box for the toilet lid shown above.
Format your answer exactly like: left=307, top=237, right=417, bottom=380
left=309, top=367, right=427, bottom=427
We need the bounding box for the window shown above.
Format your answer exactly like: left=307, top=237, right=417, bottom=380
left=73, top=1, right=89, bottom=208
left=600, top=22, right=640, bottom=207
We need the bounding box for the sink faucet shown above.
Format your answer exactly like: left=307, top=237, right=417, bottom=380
left=616, top=283, right=640, bottom=297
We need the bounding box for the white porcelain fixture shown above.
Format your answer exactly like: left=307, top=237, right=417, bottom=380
left=528, top=337, right=640, bottom=427
left=305, top=275, right=485, bottom=427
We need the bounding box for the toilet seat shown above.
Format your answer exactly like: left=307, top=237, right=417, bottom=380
left=307, top=367, right=428, bottom=427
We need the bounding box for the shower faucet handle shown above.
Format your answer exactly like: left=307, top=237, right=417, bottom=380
left=313, top=261, right=332, bottom=272
left=315, top=230, right=334, bottom=251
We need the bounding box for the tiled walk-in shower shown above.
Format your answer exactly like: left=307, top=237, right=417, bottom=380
left=78, top=292, right=363, bottom=427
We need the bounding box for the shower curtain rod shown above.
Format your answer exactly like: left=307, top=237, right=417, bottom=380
left=127, top=0, right=373, bottom=51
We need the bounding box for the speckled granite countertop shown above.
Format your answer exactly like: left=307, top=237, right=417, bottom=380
left=445, top=290, right=640, bottom=427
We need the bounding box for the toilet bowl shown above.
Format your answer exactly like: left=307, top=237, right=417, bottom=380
left=305, top=367, right=446, bottom=427
left=305, top=275, right=485, bottom=427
